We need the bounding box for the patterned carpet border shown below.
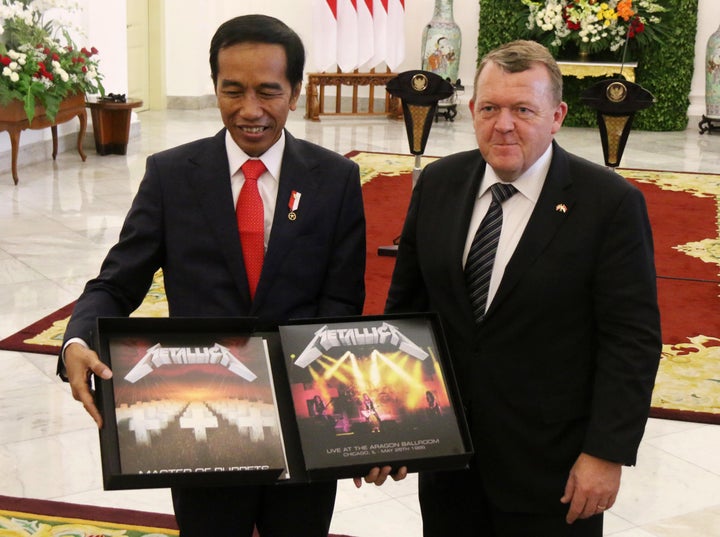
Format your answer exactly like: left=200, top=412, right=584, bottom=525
left=0, top=494, right=178, bottom=536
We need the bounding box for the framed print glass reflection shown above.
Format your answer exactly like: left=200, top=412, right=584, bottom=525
left=278, top=313, right=472, bottom=480
left=95, top=318, right=288, bottom=490
left=94, top=314, right=472, bottom=490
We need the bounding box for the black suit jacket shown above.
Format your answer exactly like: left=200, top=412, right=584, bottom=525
left=386, top=142, right=661, bottom=513
left=59, top=129, right=365, bottom=368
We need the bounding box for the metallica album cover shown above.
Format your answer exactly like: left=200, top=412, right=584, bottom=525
left=95, top=314, right=472, bottom=489
left=278, top=313, right=472, bottom=480
left=95, top=317, right=289, bottom=490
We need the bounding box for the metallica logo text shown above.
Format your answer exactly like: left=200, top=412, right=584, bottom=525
left=124, top=343, right=258, bottom=383
left=294, top=322, right=429, bottom=368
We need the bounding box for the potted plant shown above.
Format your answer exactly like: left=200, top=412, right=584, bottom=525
left=0, top=0, right=105, bottom=124
left=518, top=0, right=667, bottom=60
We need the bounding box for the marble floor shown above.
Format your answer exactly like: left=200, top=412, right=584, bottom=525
left=1, top=105, right=719, bottom=537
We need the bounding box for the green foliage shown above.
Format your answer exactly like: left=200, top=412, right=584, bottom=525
left=479, top=1, right=520, bottom=56
left=477, top=0, right=698, bottom=131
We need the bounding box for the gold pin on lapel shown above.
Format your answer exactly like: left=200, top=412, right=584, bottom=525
left=555, top=203, right=568, bottom=213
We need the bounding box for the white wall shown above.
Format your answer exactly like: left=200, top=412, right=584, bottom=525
left=163, top=0, right=480, bottom=99
left=2, top=0, right=715, bottom=160
left=160, top=0, right=716, bottom=118
left=85, top=1, right=128, bottom=95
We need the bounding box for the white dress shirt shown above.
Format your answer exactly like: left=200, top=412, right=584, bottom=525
left=62, top=132, right=287, bottom=362
left=462, top=145, right=553, bottom=311
left=226, top=130, right=284, bottom=252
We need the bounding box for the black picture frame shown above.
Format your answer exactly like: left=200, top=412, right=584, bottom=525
left=279, top=313, right=473, bottom=481
left=94, top=313, right=472, bottom=490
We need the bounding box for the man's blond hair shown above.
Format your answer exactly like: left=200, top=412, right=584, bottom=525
left=474, top=40, right=563, bottom=104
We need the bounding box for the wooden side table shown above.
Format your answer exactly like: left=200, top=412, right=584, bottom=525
left=86, top=98, right=143, bottom=155
left=305, top=70, right=401, bottom=121
left=0, top=93, right=87, bottom=185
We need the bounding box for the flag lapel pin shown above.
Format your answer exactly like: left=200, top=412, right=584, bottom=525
left=288, top=190, right=301, bottom=220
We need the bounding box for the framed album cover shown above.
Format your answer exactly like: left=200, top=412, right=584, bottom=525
left=94, top=313, right=472, bottom=490
left=94, top=317, right=290, bottom=490
left=278, top=313, right=473, bottom=480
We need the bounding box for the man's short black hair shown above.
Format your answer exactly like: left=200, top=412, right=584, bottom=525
left=210, top=14, right=305, bottom=89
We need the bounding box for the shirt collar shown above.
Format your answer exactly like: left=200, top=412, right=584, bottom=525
left=225, top=129, right=285, bottom=181
left=482, top=144, right=553, bottom=203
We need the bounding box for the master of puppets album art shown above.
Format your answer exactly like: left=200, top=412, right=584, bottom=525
left=105, top=333, right=288, bottom=478
left=279, top=316, right=467, bottom=471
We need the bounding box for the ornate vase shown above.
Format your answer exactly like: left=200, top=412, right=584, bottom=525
left=421, top=0, right=461, bottom=85
left=706, top=21, right=720, bottom=117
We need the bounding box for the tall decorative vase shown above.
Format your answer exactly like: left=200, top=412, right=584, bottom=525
left=421, top=0, right=461, bottom=85
left=706, top=22, right=720, bottom=117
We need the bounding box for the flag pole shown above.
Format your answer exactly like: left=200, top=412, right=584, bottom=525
left=412, top=154, right=422, bottom=188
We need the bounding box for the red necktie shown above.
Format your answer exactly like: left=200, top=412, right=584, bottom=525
left=237, top=159, right=266, bottom=299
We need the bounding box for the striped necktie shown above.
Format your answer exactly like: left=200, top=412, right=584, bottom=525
left=237, top=159, right=266, bottom=299
left=465, top=183, right=518, bottom=323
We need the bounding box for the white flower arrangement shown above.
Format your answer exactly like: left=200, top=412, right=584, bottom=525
left=0, top=0, right=104, bottom=122
left=520, top=0, right=667, bottom=56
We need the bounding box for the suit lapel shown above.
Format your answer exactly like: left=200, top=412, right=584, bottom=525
left=446, top=156, right=486, bottom=320
left=417, top=152, right=486, bottom=330
left=254, top=132, right=317, bottom=306
left=187, top=129, right=253, bottom=303
left=452, top=158, right=486, bottom=270
left=487, top=144, right=576, bottom=317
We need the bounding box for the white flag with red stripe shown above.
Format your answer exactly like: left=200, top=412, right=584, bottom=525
left=357, top=0, right=374, bottom=67
left=313, top=0, right=337, bottom=72
left=313, top=0, right=404, bottom=72
left=368, top=0, right=387, bottom=69
left=336, top=0, right=359, bottom=72
left=385, top=0, right=405, bottom=71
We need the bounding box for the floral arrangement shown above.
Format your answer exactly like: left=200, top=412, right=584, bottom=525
left=519, top=0, right=667, bottom=57
left=0, top=0, right=104, bottom=123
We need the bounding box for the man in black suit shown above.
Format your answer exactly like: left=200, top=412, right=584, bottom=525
left=384, top=40, right=661, bottom=536
left=58, top=14, right=368, bottom=537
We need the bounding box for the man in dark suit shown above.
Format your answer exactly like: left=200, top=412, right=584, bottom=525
left=384, top=40, right=661, bottom=536
left=58, top=14, right=366, bottom=537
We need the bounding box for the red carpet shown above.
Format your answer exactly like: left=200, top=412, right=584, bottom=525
left=356, top=152, right=412, bottom=316
left=1, top=154, right=718, bottom=424
left=629, top=173, right=720, bottom=341
left=615, top=169, right=720, bottom=424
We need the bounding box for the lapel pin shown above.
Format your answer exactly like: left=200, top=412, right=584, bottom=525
left=288, top=190, right=301, bottom=221
left=555, top=203, right=568, bottom=213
